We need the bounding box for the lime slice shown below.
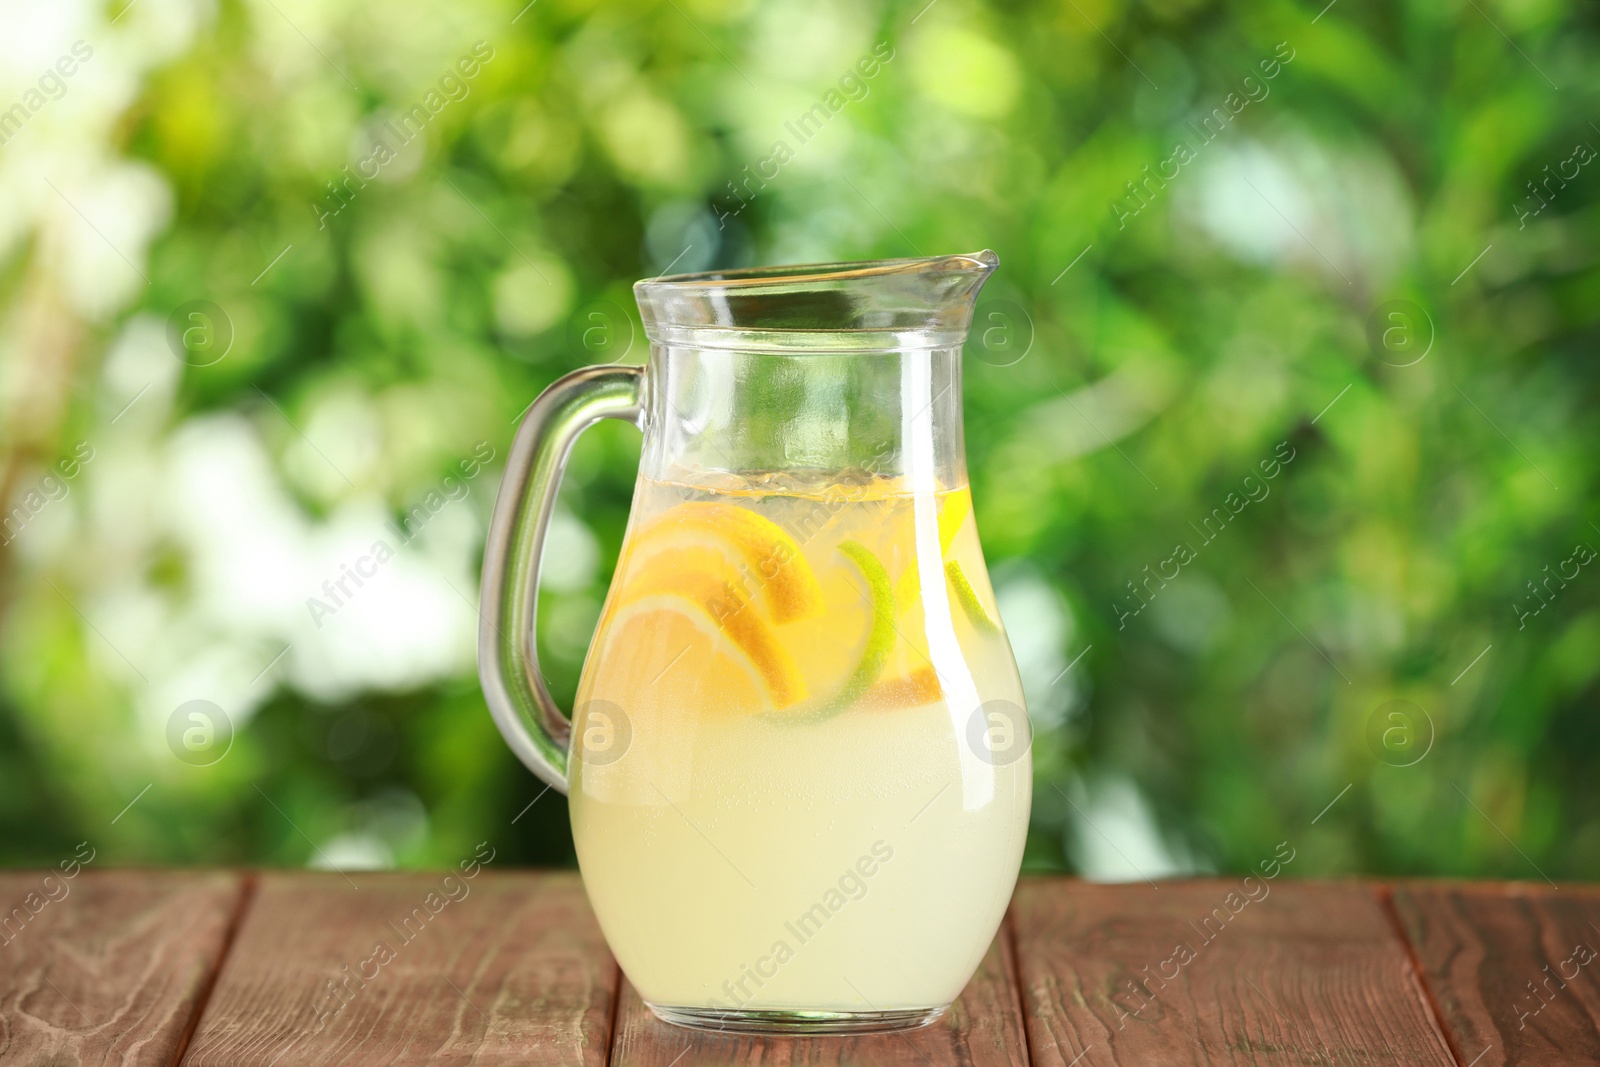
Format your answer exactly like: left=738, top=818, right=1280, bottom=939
left=832, top=540, right=896, bottom=709
left=946, top=559, right=1001, bottom=635
left=893, top=488, right=973, bottom=616
left=769, top=540, right=897, bottom=723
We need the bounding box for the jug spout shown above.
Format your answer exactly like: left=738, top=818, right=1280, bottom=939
left=634, top=249, right=999, bottom=350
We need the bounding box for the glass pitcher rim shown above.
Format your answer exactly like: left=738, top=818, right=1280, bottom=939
left=632, top=249, right=1000, bottom=349
left=634, top=248, right=998, bottom=292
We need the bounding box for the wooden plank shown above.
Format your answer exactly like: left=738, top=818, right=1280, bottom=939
left=1011, top=878, right=1457, bottom=1066
left=0, top=869, right=247, bottom=1065
left=1393, top=883, right=1600, bottom=1066
left=609, top=922, right=1029, bottom=1066
left=182, top=871, right=617, bottom=1066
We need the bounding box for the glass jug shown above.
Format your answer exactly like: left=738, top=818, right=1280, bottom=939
left=479, top=250, right=1031, bottom=1034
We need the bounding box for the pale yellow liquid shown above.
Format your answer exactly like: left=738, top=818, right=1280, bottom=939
left=569, top=474, right=1030, bottom=1014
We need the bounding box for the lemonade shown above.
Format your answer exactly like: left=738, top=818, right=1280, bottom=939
left=568, top=471, right=1031, bottom=1025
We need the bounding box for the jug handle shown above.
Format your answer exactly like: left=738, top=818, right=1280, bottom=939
left=479, top=364, right=644, bottom=793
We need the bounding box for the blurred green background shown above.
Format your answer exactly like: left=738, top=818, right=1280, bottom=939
left=1, top=0, right=1596, bottom=882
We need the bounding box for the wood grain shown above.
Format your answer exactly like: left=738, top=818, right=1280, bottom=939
left=1011, top=878, right=1457, bottom=1066
left=0, top=869, right=247, bottom=1065
left=1393, top=883, right=1600, bottom=1066
left=27, top=870, right=1600, bottom=1066
left=608, top=922, right=1029, bottom=1066
left=181, top=870, right=617, bottom=1066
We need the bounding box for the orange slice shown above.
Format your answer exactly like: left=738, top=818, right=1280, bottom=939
left=625, top=502, right=822, bottom=623
left=589, top=589, right=804, bottom=716
left=859, top=665, right=943, bottom=711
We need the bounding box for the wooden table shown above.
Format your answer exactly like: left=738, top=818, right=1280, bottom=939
left=3, top=871, right=1596, bottom=1065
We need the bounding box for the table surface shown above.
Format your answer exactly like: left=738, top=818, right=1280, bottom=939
left=3, top=871, right=1596, bottom=1065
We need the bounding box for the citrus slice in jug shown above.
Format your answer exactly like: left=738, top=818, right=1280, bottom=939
left=860, top=664, right=943, bottom=711
left=893, top=487, right=975, bottom=610
left=594, top=585, right=806, bottom=715
left=769, top=540, right=901, bottom=721
left=595, top=501, right=819, bottom=713
left=625, top=502, right=823, bottom=623
left=938, top=487, right=972, bottom=552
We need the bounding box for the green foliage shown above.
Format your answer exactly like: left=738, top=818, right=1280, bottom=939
left=1, top=0, right=1597, bottom=881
